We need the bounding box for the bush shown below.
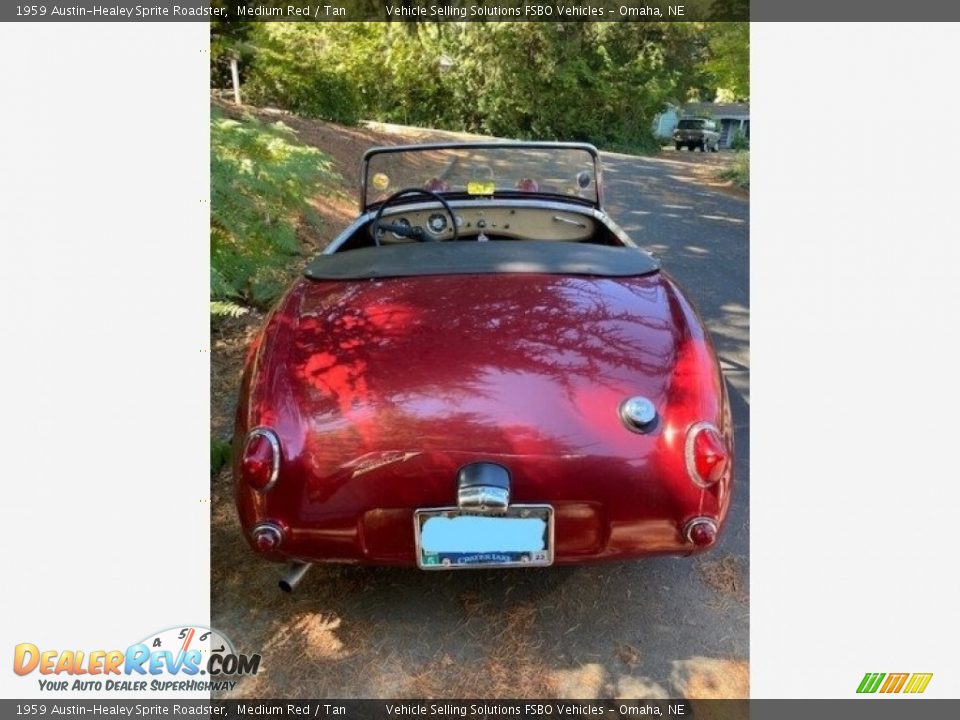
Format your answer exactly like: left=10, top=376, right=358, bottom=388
left=210, top=437, right=232, bottom=476
left=235, top=22, right=691, bottom=153
left=717, top=151, right=749, bottom=188
left=211, top=109, right=336, bottom=307
left=730, top=130, right=750, bottom=151
left=243, top=24, right=363, bottom=123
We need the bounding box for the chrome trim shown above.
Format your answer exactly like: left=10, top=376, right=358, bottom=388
left=619, top=396, right=658, bottom=433
left=360, top=141, right=602, bottom=211
left=368, top=198, right=602, bottom=222
left=251, top=522, right=284, bottom=548
left=457, top=486, right=510, bottom=510
left=413, top=504, right=555, bottom=570
left=552, top=215, right=587, bottom=229
left=684, top=420, right=724, bottom=488
left=683, top=516, right=718, bottom=544
left=245, top=427, right=281, bottom=493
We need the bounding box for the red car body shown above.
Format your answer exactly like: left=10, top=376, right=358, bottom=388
left=233, top=143, right=733, bottom=575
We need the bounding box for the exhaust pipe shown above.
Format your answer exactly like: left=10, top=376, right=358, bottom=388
left=278, top=562, right=312, bottom=593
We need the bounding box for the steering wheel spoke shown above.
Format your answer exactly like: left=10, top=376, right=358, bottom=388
left=372, top=188, right=459, bottom=246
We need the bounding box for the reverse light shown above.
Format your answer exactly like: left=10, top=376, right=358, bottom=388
left=685, top=421, right=729, bottom=487
left=241, top=427, right=281, bottom=492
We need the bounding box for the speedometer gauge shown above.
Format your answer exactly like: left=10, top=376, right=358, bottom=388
left=428, top=213, right=448, bottom=233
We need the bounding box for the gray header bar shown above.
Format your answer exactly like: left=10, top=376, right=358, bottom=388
left=3, top=1, right=960, bottom=22
left=3, top=700, right=960, bottom=719
left=4, top=1, right=745, bottom=23
left=754, top=0, right=959, bottom=20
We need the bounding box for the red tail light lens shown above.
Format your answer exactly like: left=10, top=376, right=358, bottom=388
left=685, top=518, right=718, bottom=547
left=685, top=422, right=729, bottom=487
left=252, top=523, right=283, bottom=552
left=241, top=428, right=280, bottom=492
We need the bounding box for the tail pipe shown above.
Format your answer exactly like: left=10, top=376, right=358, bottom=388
left=278, top=562, right=312, bottom=593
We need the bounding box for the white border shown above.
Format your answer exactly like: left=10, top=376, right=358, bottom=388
left=752, top=22, right=960, bottom=697
left=0, top=22, right=210, bottom=698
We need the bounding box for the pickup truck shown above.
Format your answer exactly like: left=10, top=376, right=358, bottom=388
left=673, top=118, right=720, bottom=152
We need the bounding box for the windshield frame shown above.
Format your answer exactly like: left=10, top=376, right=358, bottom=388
left=360, top=141, right=604, bottom=212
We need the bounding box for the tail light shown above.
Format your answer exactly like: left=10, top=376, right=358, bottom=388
left=685, top=421, right=729, bottom=487
left=684, top=517, right=718, bottom=547
left=251, top=523, right=283, bottom=552
left=241, top=427, right=280, bottom=492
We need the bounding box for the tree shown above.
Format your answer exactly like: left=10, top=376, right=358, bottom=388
left=704, top=22, right=749, bottom=100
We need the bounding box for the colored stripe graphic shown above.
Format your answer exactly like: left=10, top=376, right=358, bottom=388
left=880, top=673, right=909, bottom=693
left=857, top=672, right=932, bottom=694
left=903, top=673, right=933, bottom=694
left=857, top=673, right=885, bottom=693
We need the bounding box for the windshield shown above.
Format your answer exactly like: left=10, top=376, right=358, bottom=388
left=677, top=119, right=707, bottom=129
left=362, top=143, right=601, bottom=210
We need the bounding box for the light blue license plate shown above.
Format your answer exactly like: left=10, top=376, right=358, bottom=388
left=414, top=505, right=554, bottom=569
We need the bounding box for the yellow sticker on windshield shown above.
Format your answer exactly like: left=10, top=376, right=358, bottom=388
left=371, top=172, right=390, bottom=191
left=466, top=179, right=496, bottom=195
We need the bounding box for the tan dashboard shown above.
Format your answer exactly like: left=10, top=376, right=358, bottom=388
left=373, top=206, right=597, bottom=243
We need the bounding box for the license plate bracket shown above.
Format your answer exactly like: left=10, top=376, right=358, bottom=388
left=414, top=505, right=554, bottom=570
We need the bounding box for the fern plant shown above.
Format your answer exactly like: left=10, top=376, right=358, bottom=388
left=211, top=109, right=336, bottom=308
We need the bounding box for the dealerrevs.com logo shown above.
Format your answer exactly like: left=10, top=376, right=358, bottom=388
left=857, top=672, right=933, bottom=694
left=13, top=625, right=260, bottom=693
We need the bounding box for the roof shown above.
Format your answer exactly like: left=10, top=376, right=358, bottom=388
left=680, top=102, right=750, bottom=119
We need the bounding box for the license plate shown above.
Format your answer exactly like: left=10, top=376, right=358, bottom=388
left=414, top=505, right=554, bottom=569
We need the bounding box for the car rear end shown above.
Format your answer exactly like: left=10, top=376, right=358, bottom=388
left=234, top=269, right=733, bottom=570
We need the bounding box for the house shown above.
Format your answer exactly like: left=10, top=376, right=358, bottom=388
left=654, top=102, right=750, bottom=149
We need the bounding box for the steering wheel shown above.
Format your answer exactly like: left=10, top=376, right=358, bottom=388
left=371, top=188, right=459, bottom=246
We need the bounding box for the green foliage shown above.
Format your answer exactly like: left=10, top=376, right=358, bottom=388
left=704, top=22, right=749, bottom=100
left=209, top=11, right=254, bottom=89
left=211, top=110, right=336, bottom=307
left=210, top=300, right=249, bottom=318
left=210, top=437, right=232, bottom=476
left=230, top=22, right=743, bottom=153
left=241, top=24, right=363, bottom=123
left=718, top=151, right=749, bottom=188
left=447, top=24, right=670, bottom=150
left=730, top=130, right=750, bottom=151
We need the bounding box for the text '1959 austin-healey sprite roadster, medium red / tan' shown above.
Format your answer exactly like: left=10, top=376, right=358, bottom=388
left=233, top=142, right=733, bottom=591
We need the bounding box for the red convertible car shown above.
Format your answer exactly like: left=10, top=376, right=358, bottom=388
left=233, top=143, right=733, bottom=590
